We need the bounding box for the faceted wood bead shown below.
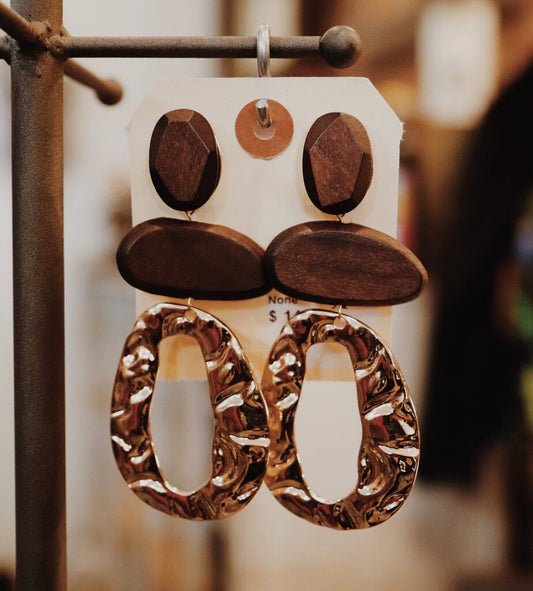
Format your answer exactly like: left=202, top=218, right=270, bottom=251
left=303, top=113, right=373, bottom=215
left=265, top=221, right=427, bottom=306
left=149, top=109, right=220, bottom=211
left=117, top=217, right=271, bottom=300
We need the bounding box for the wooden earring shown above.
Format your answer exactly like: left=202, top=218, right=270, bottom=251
left=112, top=108, right=271, bottom=520
left=149, top=108, right=221, bottom=211
left=303, top=112, right=373, bottom=215
left=261, top=115, right=425, bottom=529
left=119, top=108, right=271, bottom=300
left=264, top=221, right=426, bottom=306
left=116, top=217, right=270, bottom=301
left=268, top=110, right=425, bottom=307
left=262, top=237, right=424, bottom=530
left=112, top=226, right=270, bottom=518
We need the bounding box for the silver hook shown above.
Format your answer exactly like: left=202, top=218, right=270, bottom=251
left=256, top=24, right=272, bottom=130
left=256, top=24, right=271, bottom=78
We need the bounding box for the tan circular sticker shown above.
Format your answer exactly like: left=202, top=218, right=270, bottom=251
left=235, top=98, right=294, bottom=160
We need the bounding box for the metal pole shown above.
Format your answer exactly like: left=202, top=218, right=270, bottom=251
left=53, top=26, right=361, bottom=68
left=11, top=0, right=65, bottom=589
left=0, top=33, right=9, bottom=59
left=0, top=1, right=42, bottom=47
left=63, top=60, right=122, bottom=105
left=0, top=0, right=361, bottom=68
left=1, top=33, right=122, bottom=104
left=58, top=34, right=318, bottom=58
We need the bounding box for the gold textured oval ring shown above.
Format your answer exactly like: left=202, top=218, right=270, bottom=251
left=235, top=99, right=294, bottom=159
left=111, top=303, right=270, bottom=520
left=262, top=309, right=420, bottom=529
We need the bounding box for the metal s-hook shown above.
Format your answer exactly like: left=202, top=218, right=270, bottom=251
left=256, top=24, right=272, bottom=130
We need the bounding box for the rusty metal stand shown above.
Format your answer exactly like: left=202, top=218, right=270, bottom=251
left=10, top=2, right=66, bottom=589
left=0, top=2, right=360, bottom=589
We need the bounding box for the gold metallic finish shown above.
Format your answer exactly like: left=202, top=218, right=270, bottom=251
left=111, top=303, right=269, bottom=520
left=262, top=309, right=420, bottom=530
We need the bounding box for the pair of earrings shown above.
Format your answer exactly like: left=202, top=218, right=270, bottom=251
left=148, top=108, right=369, bottom=214
left=111, top=105, right=426, bottom=530
left=118, top=108, right=424, bottom=307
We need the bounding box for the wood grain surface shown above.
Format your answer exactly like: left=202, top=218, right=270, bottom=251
left=265, top=221, right=427, bottom=306
left=149, top=109, right=220, bottom=211
left=303, top=112, right=373, bottom=215
left=117, top=217, right=271, bottom=300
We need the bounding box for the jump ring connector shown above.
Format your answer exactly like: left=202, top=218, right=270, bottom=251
left=185, top=297, right=196, bottom=321
left=334, top=304, right=347, bottom=330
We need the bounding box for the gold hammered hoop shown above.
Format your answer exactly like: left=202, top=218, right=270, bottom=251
left=111, top=302, right=270, bottom=520
left=262, top=309, right=420, bottom=530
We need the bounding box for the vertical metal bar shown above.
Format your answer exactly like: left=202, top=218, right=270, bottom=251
left=11, top=0, right=65, bottom=589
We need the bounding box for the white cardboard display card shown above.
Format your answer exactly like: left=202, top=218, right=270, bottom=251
left=128, top=77, right=402, bottom=380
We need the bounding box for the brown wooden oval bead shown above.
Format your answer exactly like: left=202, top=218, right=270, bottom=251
left=117, top=217, right=271, bottom=300
left=303, top=113, right=373, bottom=215
left=149, top=109, right=220, bottom=211
left=265, top=221, right=427, bottom=306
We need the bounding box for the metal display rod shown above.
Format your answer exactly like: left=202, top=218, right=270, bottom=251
left=55, top=29, right=360, bottom=66
left=0, top=1, right=361, bottom=589
left=1, top=0, right=361, bottom=101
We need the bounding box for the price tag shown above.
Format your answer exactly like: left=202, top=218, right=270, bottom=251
left=128, top=77, right=402, bottom=380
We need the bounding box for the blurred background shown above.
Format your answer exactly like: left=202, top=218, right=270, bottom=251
left=0, top=0, right=532, bottom=589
